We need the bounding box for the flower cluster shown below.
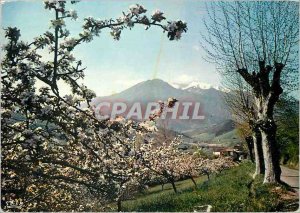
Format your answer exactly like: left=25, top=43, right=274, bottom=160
left=120, top=14, right=134, bottom=27
left=2, top=1, right=189, bottom=211
left=166, top=20, right=187, bottom=40
left=151, top=10, right=166, bottom=22
left=69, top=9, right=78, bottom=20
left=110, top=28, right=122, bottom=40
left=50, top=19, right=65, bottom=28
left=61, top=37, right=77, bottom=49
left=79, top=30, right=93, bottom=42
left=129, top=4, right=147, bottom=15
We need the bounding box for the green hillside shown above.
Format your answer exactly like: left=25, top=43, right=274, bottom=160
left=192, top=129, right=240, bottom=147
left=213, top=129, right=240, bottom=146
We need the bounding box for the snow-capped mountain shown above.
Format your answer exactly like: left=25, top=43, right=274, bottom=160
left=178, top=82, right=230, bottom=94
left=92, top=79, right=231, bottom=133
left=171, top=81, right=223, bottom=93
left=182, top=82, right=219, bottom=90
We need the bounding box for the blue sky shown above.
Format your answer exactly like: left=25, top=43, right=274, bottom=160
left=2, top=0, right=220, bottom=96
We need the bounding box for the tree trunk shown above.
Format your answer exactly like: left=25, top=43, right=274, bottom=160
left=206, top=172, right=210, bottom=180
left=259, top=119, right=281, bottom=183
left=170, top=180, right=177, bottom=193
left=245, top=136, right=254, bottom=162
left=255, top=95, right=281, bottom=183
left=238, top=61, right=283, bottom=184
left=117, top=199, right=122, bottom=212
left=252, top=129, right=264, bottom=178
left=190, top=176, right=197, bottom=187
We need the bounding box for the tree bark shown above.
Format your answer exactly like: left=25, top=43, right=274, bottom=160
left=190, top=176, right=197, bottom=187
left=255, top=95, right=281, bottom=183
left=239, top=62, right=283, bottom=184
left=259, top=119, right=281, bottom=183
left=117, top=199, right=122, bottom=212
left=170, top=180, right=177, bottom=193
left=245, top=136, right=254, bottom=163
left=252, top=129, right=264, bottom=178
left=206, top=172, right=210, bottom=180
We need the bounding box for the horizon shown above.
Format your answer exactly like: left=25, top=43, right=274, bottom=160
left=98, top=78, right=223, bottom=97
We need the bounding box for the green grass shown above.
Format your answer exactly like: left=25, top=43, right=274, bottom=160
left=193, top=132, right=215, bottom=142
left=213, top=129, right=240, bottom=147
left=146, top=176, right=206, bottom=195
left=119, top=162, right=290, bottom=212
left=192, top=130, right=240, bottom=147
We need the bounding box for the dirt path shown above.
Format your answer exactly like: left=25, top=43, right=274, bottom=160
left=281, top=166, right=299, bottom=194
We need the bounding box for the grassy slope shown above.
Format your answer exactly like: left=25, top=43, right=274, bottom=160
left=192, top=129, right=240, bottom=147
left=212, top=129, right=240, bottom=146
left=120, top=162, right=295, bottom=212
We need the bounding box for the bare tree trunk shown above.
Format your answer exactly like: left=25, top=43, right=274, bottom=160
left=245, top=136, right=254, bottom=163
left=190, top=176, right=197, bottom=187
left=117, top=199, right=122, bottom=212
left=252, top=129, right=264, bottom=178
left=255, top=90, right=282, bottom=183
left=243, top=62, right=283, bottom=184
left=170, top=180, right=177, bottom=193
left=206, top=172, right=210, bottom=180
left=259, top=119, right=281, bottom=183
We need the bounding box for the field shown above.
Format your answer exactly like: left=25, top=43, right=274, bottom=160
left=110, top=162, right=298, bottom=212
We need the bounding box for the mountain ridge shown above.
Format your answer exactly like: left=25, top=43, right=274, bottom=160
left=92, top=79, right=231, bottom=134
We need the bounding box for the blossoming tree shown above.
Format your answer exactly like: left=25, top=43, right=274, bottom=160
left=1, top=1, right=187, bottom=211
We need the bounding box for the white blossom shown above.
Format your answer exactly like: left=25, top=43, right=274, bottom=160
left=121, top=15, right=134, bottom=27
left=35, top=127, right=43, bottom=132
left=166, top=21, right=177, bottom=32
left=69, top=10, right=78, bottom=20
left=64, top=95, right=73, bottom=102
left=175, top=31, right=182, bottom=40
left=110, top=28, right=121, bottom=40
left=62, top=38, right=77, bottom=48
left=50, top=19, right=65, bottom=28
left=41, top=105, right=52, bottom=116
left=151, top=9, right=165, bottom=22
left=139, top=120, right=157, bottom=132
left=129, top=4, right=146, bottom=15
left=81, top=30, right=93, bottom=40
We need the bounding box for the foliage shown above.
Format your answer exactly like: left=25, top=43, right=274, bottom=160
left=275, top=95, right=299, bottom=168
left=236, top=122, right=252, bottom=141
